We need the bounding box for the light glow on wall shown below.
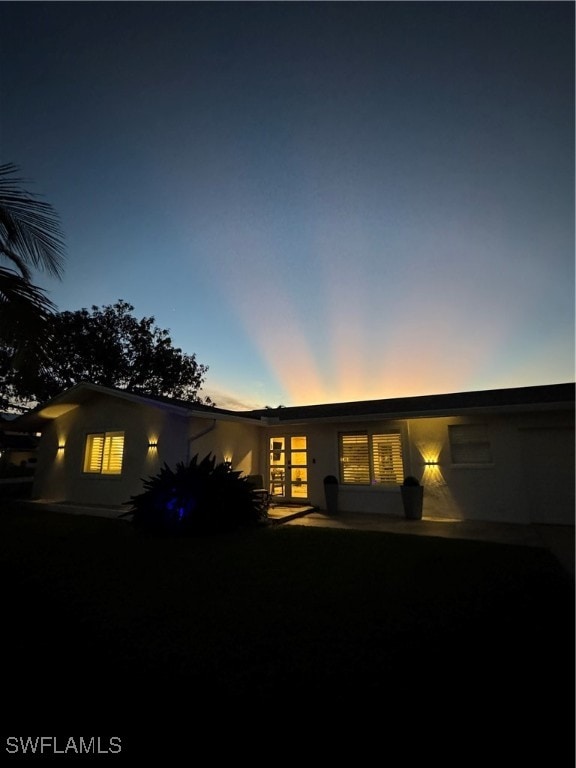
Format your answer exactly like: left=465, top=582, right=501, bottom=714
left=416, top=441, right=446, bottom=488
left=422, top=463, right=445, bottom=488
left=223, top=448, right=253, bottom=476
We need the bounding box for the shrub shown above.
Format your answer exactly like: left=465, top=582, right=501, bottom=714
left=124, top=454, right=266, bottom=534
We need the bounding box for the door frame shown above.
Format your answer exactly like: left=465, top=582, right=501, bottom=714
left=268, top=434, right=309, bottom=502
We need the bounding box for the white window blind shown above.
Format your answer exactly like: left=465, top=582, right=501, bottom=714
left=340, top=433, right=370, bottom=484
left=339, top=431, right=404, bottom=484
left=449, top=425, right=492, bottom=464
left=83, top=434, right=104, bottom=473
left=102, top=432, right=124, bottom=474
left=84, top=432, right=124, bottom=475
left=372, top=433, right=404, bottom=483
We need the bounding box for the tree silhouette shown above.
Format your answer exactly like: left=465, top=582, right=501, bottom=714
left=2, top=300, right=212, bottom=409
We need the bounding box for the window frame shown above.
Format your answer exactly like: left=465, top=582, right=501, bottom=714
left=339, top=430, right=405, bottom=486
left=448, top=424, right=493, bottom=466
left=83, top=431, right=125, bottom=476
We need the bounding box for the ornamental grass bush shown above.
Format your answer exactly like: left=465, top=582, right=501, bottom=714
left=124, top=453, right=266, bottom=534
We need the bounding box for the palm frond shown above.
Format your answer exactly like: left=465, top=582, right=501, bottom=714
left=0, top=243, right=32, bottom=280
left=0, top=266, right=56, bottom=348
left=0, top=163, right=65, bottom=278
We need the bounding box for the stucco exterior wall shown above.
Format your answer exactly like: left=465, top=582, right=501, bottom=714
left=187, top=418, right=261, bottom=476
left=406, top=415, right=512, bottom=522
left=264, top=408, right=574, bottom=524
left=32, top=395, right=189, bottom=506
left=408, top=411, right=574, bottom=524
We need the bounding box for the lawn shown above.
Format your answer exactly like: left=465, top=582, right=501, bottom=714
left=1, top=504, right=573, bottom=759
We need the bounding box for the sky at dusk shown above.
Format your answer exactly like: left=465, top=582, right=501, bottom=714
left=1, top=2, right=573, bottom=409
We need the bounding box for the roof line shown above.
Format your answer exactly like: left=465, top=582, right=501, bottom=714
left=246, top=382, right=575, bottom=421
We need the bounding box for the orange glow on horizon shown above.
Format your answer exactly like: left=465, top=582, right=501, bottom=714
left=212, top=226, right=544, bottom=408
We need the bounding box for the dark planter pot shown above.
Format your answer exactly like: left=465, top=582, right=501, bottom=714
left=324, top=476, right=339, bottom=515
left=401, top=485, right=424, bottom=520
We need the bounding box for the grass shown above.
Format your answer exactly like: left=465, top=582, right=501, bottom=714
left=1, top=504, right=573, bottom=758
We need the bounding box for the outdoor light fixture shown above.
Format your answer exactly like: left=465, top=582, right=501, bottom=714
left=148, top=440, right=158, bottom=449
left=424, top=460, right=439, bottom=466
left=57, top=444, right=65, bottom=452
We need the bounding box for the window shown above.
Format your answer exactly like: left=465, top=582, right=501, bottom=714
left=449, top=425, right=492, bottom=464
left=372, top=433, right=404, bottom=483
left=339, top=432, right=404, bottom=485
left=83, top=432, right=124, bottom=475
left=340, top=434, right=370, bottom=484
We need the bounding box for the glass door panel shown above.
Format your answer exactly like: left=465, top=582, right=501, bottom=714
left=270, top=438, right=285, bottom=465
left=290, top=467, right=308, bottom=498
left=269, top=438, right=286, bottom=497
left=269, top=436, right=308, bottom=500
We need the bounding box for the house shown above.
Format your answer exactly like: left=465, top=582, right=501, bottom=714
left=0, top=414, right=39, bottom=500
left=13, top=381, right=575, bottom=525
left=0, top=414, right=39, bottom=472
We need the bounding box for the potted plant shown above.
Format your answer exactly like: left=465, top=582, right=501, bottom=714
left=400, top=475, right=423, bottom=520
left=323, top=474, right=339, bottom=515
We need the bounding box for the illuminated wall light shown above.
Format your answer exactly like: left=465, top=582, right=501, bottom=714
left=417, top=444, right=445, bottom=487
left=148, top=440, right=158, bottom=449
left=57, top=444, right=65, bottom=451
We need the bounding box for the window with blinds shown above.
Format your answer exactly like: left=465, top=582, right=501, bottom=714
left=372, top=433, right=404, bottom=483
left=340, top=433, right=370, bottom=484
left=449, top=424, right=492, bottom=464
left=339, top=432, right=404, bottom=485
left=83, top=432, right=124, bottom=475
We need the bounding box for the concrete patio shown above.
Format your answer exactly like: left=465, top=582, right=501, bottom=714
left=279, top=509, right=575, bottom=577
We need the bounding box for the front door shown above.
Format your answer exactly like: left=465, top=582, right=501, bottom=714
left=269, top=436, right=308, bottom=501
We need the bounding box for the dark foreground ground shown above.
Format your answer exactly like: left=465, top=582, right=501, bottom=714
left=0, top=505, right=573, bottom=763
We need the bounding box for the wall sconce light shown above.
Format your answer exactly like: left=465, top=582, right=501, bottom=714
left=57, top=444, right=65, bottom=451
left=424, top=460, right=439, bottom=466
left=223, top=460, right=232, bottom=471
left=148, top=440, right=158, bottom=449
